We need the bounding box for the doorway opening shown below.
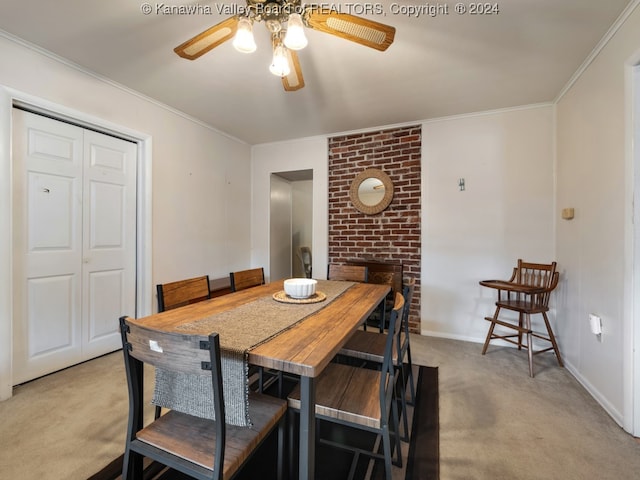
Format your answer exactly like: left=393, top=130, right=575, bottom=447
left=269, top=169, right=313, bottom=281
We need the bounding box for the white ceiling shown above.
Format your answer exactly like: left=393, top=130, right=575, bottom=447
left=0, top=0, right=634, bottom=144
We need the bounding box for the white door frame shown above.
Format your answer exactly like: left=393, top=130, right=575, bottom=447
left=0, top=86, right=153, bottom=401
left=624, top=54, right=640, bottom=436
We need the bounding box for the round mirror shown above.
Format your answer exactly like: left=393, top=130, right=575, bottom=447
left=349, top=168, right=394, bottom=214
left=358, top=177, right=386, bottom=206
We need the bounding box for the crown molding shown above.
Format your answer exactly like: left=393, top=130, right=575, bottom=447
left=0, top=29, right=248, bottom=145
left=554, top=0, right=640, bottom=103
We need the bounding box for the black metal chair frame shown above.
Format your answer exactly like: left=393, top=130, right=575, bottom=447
left=337, top=279, right=416, bottom=443
left=287, top=293, right=404, bottom=479
left=397, top=278, right=416, bottom=439
left=119, top=317, right=285, bottom=480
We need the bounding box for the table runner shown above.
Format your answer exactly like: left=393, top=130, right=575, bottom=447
left=153, top=280, right=354, bottom=426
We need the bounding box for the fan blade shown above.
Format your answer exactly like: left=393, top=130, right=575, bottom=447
left=174, top=16, right=239, bottom=60
left=304, top=9, right=395, bottom=51
left=282, top=49, right=305, bottom=91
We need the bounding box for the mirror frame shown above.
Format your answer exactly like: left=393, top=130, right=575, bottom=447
left=349, top=168, right=394, bottom=215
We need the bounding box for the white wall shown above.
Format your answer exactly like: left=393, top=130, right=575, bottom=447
left=555, top=5, right=640, bottom=428
left=0, top=34, right=251, bottom=399
left=249, top=5, right=640, bottom=435
left=421, top=106, right=556, bottom=341
left=251, top=107, right=555, bottom=340
left=150, top=114, right=251, bottom=285
left=251, top=138, right=328, bottom=281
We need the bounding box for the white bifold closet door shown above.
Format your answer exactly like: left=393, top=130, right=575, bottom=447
left=12, top=109, right=137, bottom=384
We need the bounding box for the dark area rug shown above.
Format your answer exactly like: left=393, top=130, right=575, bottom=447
left=406, top=366, right=439, bottom=480
left=88, top=366, right=438, bottom=480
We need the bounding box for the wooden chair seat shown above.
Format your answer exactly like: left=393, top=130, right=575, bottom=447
left=288, top=363, right=383, bottom=429
left=136, top=393, right=286, bottom=475
left=339, top=330, right=389, bottom=364
left=339, top=331, right=412, bottom=365
left=495, top=299, right=549, bottom=314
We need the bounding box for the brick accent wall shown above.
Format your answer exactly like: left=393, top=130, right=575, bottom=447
left=328, top=125, right=422, bottom=333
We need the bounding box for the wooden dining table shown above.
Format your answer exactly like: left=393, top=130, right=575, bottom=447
left=129, top=278, right=390, bottom=480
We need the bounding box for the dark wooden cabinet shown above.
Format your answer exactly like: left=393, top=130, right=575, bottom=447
left=346, top=258, right=403, bottom=295
left=346, top=258, right=403, bottom=330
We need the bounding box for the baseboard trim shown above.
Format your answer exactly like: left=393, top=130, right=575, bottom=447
left=421, top=330, right=627, bottom=431
left=564, top=359, right=625, bottom=429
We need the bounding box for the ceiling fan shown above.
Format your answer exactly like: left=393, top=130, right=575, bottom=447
left=174, top=0, right=396, bottom=91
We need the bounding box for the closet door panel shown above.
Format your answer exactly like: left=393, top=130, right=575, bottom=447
left=12, top=110, right=83, bottom=384
left=82, top=130, right=136, bottom=357
left=26, top=275, right=76, bottom=356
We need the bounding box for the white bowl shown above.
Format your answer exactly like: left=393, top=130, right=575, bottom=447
left=284, top=278, right=317, bottom=299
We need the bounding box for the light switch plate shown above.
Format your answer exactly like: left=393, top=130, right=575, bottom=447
left=589, top=314, right=602, bottom=336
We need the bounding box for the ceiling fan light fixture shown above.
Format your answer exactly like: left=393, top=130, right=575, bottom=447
left=233, top=17, right=257, bottom=53
left=283, top=13, right=308, bottom=50
left=269, top=41, right=291, bottom=77
left=174, top=1, right=397, bottom=91
left=265, top=18, right=283, bottom=34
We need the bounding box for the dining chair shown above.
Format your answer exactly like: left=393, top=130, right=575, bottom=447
left=119, top=317, right=287, bottom=480
left=326, top=264, right=368, bottom=282
left=156, top=275, right=211, bottom=312
left=481, top=259, right=563, bottom=377
left=297, top=246, right=312, bottom=278
left=229, top=267, right=265, bottom=292
left=337, top=277, right=416, bottom=442
left=287, top=292, right=405, bottom=479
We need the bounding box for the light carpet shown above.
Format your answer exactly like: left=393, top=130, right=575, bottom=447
left=2, top=335, right=640, bottom=479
